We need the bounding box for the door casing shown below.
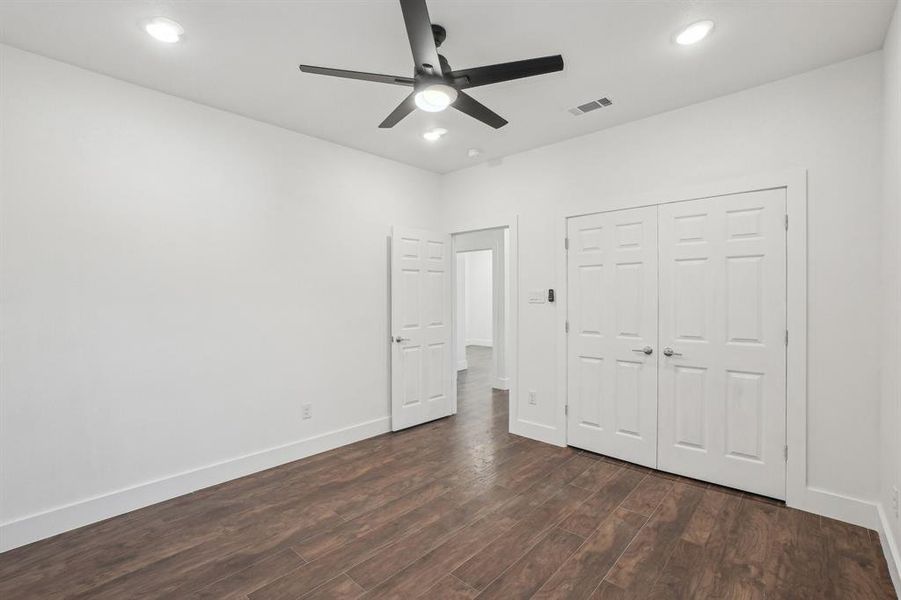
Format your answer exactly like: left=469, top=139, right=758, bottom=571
left=552, top=170, right=866, bottom=525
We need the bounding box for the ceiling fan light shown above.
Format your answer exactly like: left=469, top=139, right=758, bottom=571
left=414, top=84, right=458, bottom=112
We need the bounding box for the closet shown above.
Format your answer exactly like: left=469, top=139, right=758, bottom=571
left=566, top=188, right=787, bottom=499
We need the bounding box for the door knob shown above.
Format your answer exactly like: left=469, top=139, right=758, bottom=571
left=663, top=347, right=682, bottom=357
left=394, top=336, right=410, bottom=343
left=632, top=346, right=653, bottom=355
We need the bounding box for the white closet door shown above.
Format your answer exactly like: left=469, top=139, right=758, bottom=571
left=566, top=207, right=659, bottom=467
left=657, top=189, right=787, bottom=499
left=391, top=227, right=453, bottom=431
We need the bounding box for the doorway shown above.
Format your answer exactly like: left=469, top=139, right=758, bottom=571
left=389, top=221, right=517, bottom=435
left=453, top=228, right=510, bottom=419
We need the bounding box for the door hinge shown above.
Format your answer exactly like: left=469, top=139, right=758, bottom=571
left=784, top=445, right=788, bottom=461
left=785, top=329, right=788, bottom=345
left=785, top=214, right=789, bottom=230
left=565, top=405, right=568, bottom=416
left=565, top=320, right=570, bottom=333
left=564, top=237, right=569, bottom=250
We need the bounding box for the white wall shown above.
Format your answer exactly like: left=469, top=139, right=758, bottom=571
left=463, top=251, right=493, bottom=347
left=0, top=46, right=442, bottom=550
left=440, top=52, right=885, bottom=518
left=1, top=36, right=895, bottom=555
left=880, top=0, right=901, bottom=586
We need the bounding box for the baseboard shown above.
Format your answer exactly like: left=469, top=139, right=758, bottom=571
left=0, top=416, right=390, bottom=553
left=511, top=418, right=565, bottom=447
left=877, top=503, right=901, bottom=596
left=465, top=339, right=493, bottom=347
left=492, top=376, right=510, bottom=391
left=457, top=359, right=468, bottom=371
left=789, top=485, right=880, bottom=530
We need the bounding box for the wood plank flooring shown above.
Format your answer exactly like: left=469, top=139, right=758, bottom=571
left=0, top=345, right=895, bottom=599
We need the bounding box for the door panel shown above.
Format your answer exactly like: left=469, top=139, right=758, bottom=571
left=391, top=227, right=452, bottom=431
left=566, top=207, right=658, bottom=467
left=658, top=189, right=786, bottom=499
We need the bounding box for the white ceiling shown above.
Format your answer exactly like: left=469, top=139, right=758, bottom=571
left=0, top=1, right=895, bottom=173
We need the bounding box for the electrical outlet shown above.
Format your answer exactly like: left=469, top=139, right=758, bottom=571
left=301, top=404, right=312, bottom=420
left=892, top=486, right=899, bottom=519
left=528, top=391, right=537, bottom=406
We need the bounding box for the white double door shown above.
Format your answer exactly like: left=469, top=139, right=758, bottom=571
left=567, top=189, right=787, bottom=499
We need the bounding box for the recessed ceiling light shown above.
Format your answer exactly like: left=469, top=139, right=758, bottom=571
left=675, top=20, right=714, bottom=45
left=414, top=85, right=458, bottom=112
left=144, top=17, right=184, bottom=44
left=467, top=148, right=481, bottom=158
left=423, top=128, right=448, bottom=142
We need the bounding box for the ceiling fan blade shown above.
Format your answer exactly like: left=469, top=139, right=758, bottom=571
left=299, top=65, right=415, bottom=86
left=399, top=0, right=442, bottom=75
left=452, top=91, right=508, bottom=129
left=449, top=55, right=564, bottom=89
left=379, top=92, right=418, bottom=128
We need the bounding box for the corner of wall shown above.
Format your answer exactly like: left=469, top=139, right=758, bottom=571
left=879, top=1, right=901, bottom=596
left=878, top=503, right=901, bottom=594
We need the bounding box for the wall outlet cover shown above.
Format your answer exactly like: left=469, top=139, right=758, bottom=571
left=301, top=404, right=312, bottom=420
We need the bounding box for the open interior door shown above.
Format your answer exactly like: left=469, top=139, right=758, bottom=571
left=391, top=227, right=453, bottom=431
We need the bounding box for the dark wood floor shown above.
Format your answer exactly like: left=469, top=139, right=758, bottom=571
left=1, top=345, right=896, bottom=599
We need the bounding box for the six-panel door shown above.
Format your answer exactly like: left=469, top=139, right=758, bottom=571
left=566, top=189, right=787, bottom=499
left=657, top=189, right=787, bottom=499
left=391, top=227, right=453, bottom=431
left=566, top=207, right=659, bottom=467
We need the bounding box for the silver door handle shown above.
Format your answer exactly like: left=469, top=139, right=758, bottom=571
left=394, top=336, right=410, bottom=343
left=663, top=347, right=682, bottom=357
left=632, top=346, right=653, bottom=355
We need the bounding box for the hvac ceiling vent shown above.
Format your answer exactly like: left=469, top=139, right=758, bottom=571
left=568, top=97, right=613, bottom=116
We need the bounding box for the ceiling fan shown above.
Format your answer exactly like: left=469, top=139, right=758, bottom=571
left=298, top=0, right=564, bottom=129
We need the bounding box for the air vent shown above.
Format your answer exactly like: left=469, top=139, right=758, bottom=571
left=568, top=97, right=614, bottom=116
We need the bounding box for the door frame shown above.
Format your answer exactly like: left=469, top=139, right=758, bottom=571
left=552, top=169, right=873, bottom=525
left=450, top=218, right=519, bottom=437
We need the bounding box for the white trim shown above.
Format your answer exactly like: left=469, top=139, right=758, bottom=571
left=554, top=169, right=876, bottom=524
left=511, top=418, right=562, bottom=447
left=783, top=169, right=809, bottom=512
left=493, top=376, right=510, bottom=391
left=449, top=218, right=519, bottom=439
left=457, top=359, right=468, bottom=371
left=877, top=503, right=901, bottom=595
left=555, top=213, right=569, bottom=447
left=465, top=338, right=493, bottom=347
left=0, top=416, right=390, bottom=553
left=795, top=487, right=879, bottom=529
